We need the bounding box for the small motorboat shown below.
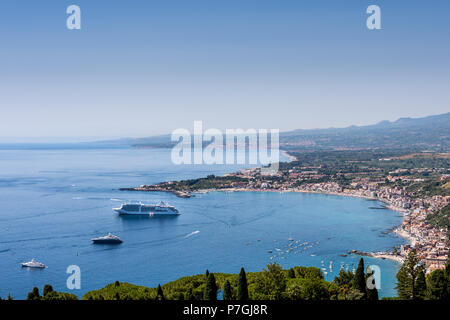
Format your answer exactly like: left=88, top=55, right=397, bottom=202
left=21, top=258, right=47, bottom=269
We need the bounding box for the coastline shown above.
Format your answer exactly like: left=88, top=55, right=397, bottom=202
left=281, top=150, right=298, bottom=162
left=120, top=149, right=448, bottom=272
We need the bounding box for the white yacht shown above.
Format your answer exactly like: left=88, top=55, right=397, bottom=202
left=91, top=233, right=123, bottom=244
left=21, top=258, right=47, bottom=269
left=113, top=201, right=179, bottom=216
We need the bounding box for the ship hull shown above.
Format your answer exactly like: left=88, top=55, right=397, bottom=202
left=21, top=264, right=46, bottom=268
left=92, top=239, right=122, bottom=244
left=115, top=210, right=179, bottom=216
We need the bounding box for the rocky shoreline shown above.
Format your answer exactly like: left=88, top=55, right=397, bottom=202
left=119, top=187, right=194, bottom=198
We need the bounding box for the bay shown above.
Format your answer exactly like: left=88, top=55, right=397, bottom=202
left=0, top=146, right=404, bottom=298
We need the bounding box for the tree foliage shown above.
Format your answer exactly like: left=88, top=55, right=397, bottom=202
left=253, top=263, right=286, bottom=300
left=426, top=269, right=448, bottom=300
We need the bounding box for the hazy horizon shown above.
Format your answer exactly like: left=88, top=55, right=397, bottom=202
left=0, top=111, right=447, bottom=144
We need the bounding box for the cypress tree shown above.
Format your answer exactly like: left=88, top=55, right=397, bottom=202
left=205, top=269, right=209, bottom=278
left=156, top=284, right=165, bottom=300
left=204, top=273, right=218, bottom=300
left=396, top=250, right=426, bottom=300
left=43, top=284, right=54, bottom=297
left=223, top=280, right=233, bottom=300
left=237, top=267, right=249, bottom=300
left=365, top=267, right=378, bottom=301
left=27, top=287, right=40, bottom=300
left=353, top=258, right=366, bottom=298
left=7, top=293, right=13, bottom=300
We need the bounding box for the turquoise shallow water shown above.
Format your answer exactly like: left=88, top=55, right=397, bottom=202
left=0, top=146, right=404, bottom=298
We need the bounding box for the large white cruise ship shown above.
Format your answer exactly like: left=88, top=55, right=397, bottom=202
left=113, top=201, right=179, bottom=216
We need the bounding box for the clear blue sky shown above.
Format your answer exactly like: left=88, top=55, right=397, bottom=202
left=0, top=0, right=449, bottom=141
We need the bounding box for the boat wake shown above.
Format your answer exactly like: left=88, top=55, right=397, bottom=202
left=185, top=230, right=200, bottom=238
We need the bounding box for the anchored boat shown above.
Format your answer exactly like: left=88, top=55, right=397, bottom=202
left=113, top=201, right=179, bottom=216
left=21, top=258, right=47, bottom=269
left=91, top=233, right=123, bottom=244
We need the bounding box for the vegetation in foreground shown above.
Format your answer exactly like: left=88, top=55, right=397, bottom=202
left=2, top=255, right=449, bottom=301
left=81, top=263, right=373, bottom=300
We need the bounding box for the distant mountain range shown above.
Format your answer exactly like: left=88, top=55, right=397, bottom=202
left=98, top=112, right=450, bottom=151
left=280, top=112, right=450, bottom=150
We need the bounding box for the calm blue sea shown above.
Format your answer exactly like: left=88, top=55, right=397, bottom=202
left=0, top=145, right=404, bottom=299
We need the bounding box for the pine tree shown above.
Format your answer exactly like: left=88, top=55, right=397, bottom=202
left=156, top=284, right=165, bottom=300
left=396, top=250, right=427, bottom=300
left=7, top=293, right=13, bottom=300
left=333, top=269, right=354, bottom=287
left=353, top=258, right=366, bottom=298
left=237, top=267, right=249, bottom=300
left=204, top=273, right=218, bottom=300
left=223, top=280, right=233, bottom=300
left=415, top=265, right=427, bottom=300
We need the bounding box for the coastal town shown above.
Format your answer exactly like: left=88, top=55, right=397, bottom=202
left=123, top=151, right=450, bottom=274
